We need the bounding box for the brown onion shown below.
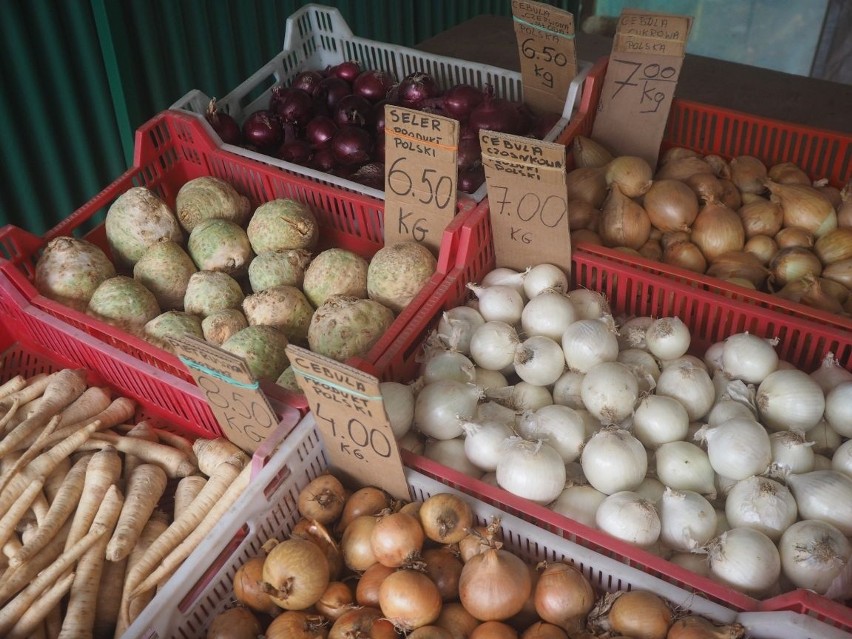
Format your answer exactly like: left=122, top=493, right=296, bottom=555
left=590, top=590, right=672, bottom=639
left=435, top=602, right=481, bottom=639
left=233, top=556, right=280, bottom=616
left=573, top=136, right=613, bottom=169
left=706, top=251, right=770, bottom=288
left=822, top=258, right=852, bottom=289
left=292, top=518, right=344, bottom=579
left=206, top=606, right=263, bottom=639
left=661, top=231, right=691, bottom=250
left=684, top=172, right=724, bottom=204
left=263, top=538, right=330, bottom=610
left=409, top=627, right=454, bottom=639
left=534, top=562, right=595, bottom=632
left=566, top=167, right=608, bottom=208
left=470, top=621, right=518, bottom=638
left=664, top=241, right=707, bottom=273
left=766, top=181, right=837, bottom=238
left=838, top=183, right=852, bottom=228
left=606, top=156, right=653, bottom=198
left=655, top=156, right=713, bottom=182
left=703, top=154, right=731, bottom=179
left=729, top=155, right=768, bottom=194
left=667, top=615, right=745, bottom=639
left=422, top=547, right=464, bottom=601
left=266, top=611, right=329, bottom=639
left=639, top=239, right=663, bottom=261
left=568, top=199, right=600, bottom=231
left=738, top=199, right=782, bottom=238
left=718, top=179, right=743, bottom=209
left=459, top=548, right=532, bottom=621
left=819, top=277, right=850, bottom=303
left=691, top=201, right=745, bottom=261
left=522, top=622, right=569, bottom=639
left=370, top=511, right=425, bottom=567
left=315, top=581, right=355, bottom=621
left=571, top=229, right=602, bottom=246
left=769, top=247, right=823, bottom=288
left=660, top=147, right=700, bottom=164
left=399, top=500, right=423, bottom=518
left=356, top=562, right=395, bottom=607
left=419, top=493, right=475, bottom=544
left=775, top=226, right=814, bottom=249
left=815, top=228, right=852, bottom=265
left=800, top=276, right=845, bottom=313
left=509, top=563, right=540, bottom=631
left=378, top=569, right=442, bottom=631
left=329, top=607, right=396, bottom=639
left=339, top=487, right=390, bottom=531
left=768, top=161, right=810, bottom=186
left=459, top=522, right=502, bottom=562
left=341, top=515, right=378, bottom=571
left=599, top=184, right=651, bottom=250
left=643, top=179, right=699, bottom=233
left=743, top=235, right=778, bottom=265
left=298, top=474, right=347, bottom=524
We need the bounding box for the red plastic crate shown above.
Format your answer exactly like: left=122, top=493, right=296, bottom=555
left=0, top=109, right=490, bottom=424
left=557, top=56, right=852, bottom=335
left=390, top=204, right=851, bottom=627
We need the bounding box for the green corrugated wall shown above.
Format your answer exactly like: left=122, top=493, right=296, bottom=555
left=0, top=0, right=579, bottom=236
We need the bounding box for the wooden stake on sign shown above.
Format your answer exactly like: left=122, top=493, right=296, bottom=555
left=169, top=335, right=279, bottom=454
left=286, top=345, right=410, bottom=500
left=591, top=9, right=692, bottom=167
left=480, top=130, right=571, bottom=274
left=384, top=105, right=459, bottom=254
left=511, top=0, right=578, bottom=116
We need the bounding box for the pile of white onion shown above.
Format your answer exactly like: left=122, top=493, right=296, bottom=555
left=381, top=262, right=852, bottom=601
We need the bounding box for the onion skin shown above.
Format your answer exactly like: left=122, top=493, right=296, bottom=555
left=667, top=616, right=745, bottom=639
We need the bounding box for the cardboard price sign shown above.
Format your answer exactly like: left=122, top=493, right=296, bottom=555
left=511, top=0, right=578, bottom=116
left=286, top=345, right=409, bottom=500
left=384, top=105, right=458, bottom=254
left=170, top=335, right=279, bottom=454
left=480, top=130, right=571, bottom=274
left=591, top=9, right=692, bottom=167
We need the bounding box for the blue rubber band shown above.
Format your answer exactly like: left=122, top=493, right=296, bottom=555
left=293, top=368, right=382, bottom=401
left=513, top=15, right=575, bottom=39
left=178, top=356, right=260, bottom=390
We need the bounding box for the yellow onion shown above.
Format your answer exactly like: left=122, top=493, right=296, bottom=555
left=718, top=179, right=743, bottom=210
left=522, top=623, right=569, bottom=639
left=639, top=239, right=663, bottom=261
left=661, top=231, right=691, bottom=250
left=725, top=277, right=757, bottom=289
left=667, top=616, right=745, bottom=639
left=741, top=192, right=766, bottom=205
left=729, top=155, right=768, bottom=194
left=315, top=581, right=355, bottom=621
left=262, top=538, right=330, bottom=610
left=588, top=590, right=673, bottom=639
left=292, top=518, right=344, bottom=580
left=660, top=147, right=700, bottom=164
left=568, top=198, right=600, bottom=231
left=571, top=229, right=602, bottom=246
left=766, top=181, right=837, bottom=238
left=573, top=136, right=613, bottom=169
left=266, top=611, right=329, bottom=639
left=691, top=201, right=745, bottom=262
left=605, top=156, right=653, bottom=198
left=566, top=167, right=608, bottom=208
left=434, top=603, right=479, bottom=638
left=776, top=275, right=845, bottom=314
left=664, top=241, right=707, bottom=273
left=703, top=154, right=731, bottom=179
left=738, top=198, right=782, bottom=238
left=819, top=277, right=850, bottom=304
left=768, top=161, right=811, bottom=185
left=684, top=172, right=724, bottom=204
left=599, top=185, right=651, bottom=249
left=814, top=228, right=852, bottom=265
left=769, top=246, right=823, bottom=288
left=814, top=179, right=842, bottom=209
left=378, top=569, right=442, bottom=631
left=234, top=557, right=281, bottom=616
left=706, top=251, right=770, bottom=288
left=743, top=235, right=778, bottom=265
left=207, top=607, right=263, bottom=639
left=838, top=181, right=852, bottom=228
left=655, top=156, right=713, bottom=182
left=534, top=562, right=595, bottom=632
left=775, top=226, right=814, bottom=249
left=470, top=621, right=518, bottom=639
left=459, top=547, right=532, bottom=621
left=822, top=258, right=852, bottom=289
left=643, top=179, right=699, bottom=232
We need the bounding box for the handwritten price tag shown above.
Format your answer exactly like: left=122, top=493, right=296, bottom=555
left=170, top=335, right=279, bottom=454
left=480, top=130, right=571, bottom=274
left=591, top=9, right=692, bottom=166
left=286, top=345, right=409, bottom=500
left=384, top=105, right=459, bottom=254
left=512, top=0, right=577, bottom=116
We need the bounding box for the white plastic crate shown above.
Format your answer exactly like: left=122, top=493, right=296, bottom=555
left=171, top=2, right=592, bottom=203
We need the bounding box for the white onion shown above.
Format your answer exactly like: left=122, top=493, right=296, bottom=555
left=550, top=484, right=606, bottom=528
left=695, top=418, right=771, bottom=480
left=669, top=552, right=710, bottom=577
left=659, top=488, right=717, bottom=551
left=423, top=438, right=483, bottom=478
left=517, top=405, right=586, bottom=464
left=706, top=398, right=755, bottom=426
left=769, top=430, right=815, bottom=474
left=720, top=332, right=779, bottom=384
left=421, top=349, right=476, bottom=384
left=617, top=348, right=661, bottom=387
left=461, top=419, right=513, bottom=472
left=469, top=321, right=519, bottom=371
left=414, top=380, right=482, bottom=440
left=825, top=380, right=852, bottom=437
left=496, top=437, right=566, bottom=505
left=580, top=361, right=638, bottom=425
left=513, top=335, right=565, bottom=386
left=661, top=354, right=707, bottom=371
left=521, top=291, right=577, bottom=341
left=645, top=317, right=691, bottom=361
left=437, top=306, right=485, bottom=354
left=724, top=476, right=797, bottom=541
left=576, top=409, right=602, bottom=440
left=714, top=473, right=738, bottom=501
left=474, top=400, right=518, bottom=429
left=562, top=319, right=619, bottom=373
left=634, top=477, right=666, bottom=504
left=813, top=454, right=833, bottom=470
left=466, top=283, right=524, bottom=324
left=595, top=491, right=661, bottom=547
left=809, top=352, right=852, bottom=393
left=805, top=420, right=842, bottom=455
left=379, top=381, right=414, bottom=438
left=832, top=439, right=852, bottom=478
left=481, top=267, right=527, bottom=295
left=703, top=340, right=726, bottom=375
left=786, top=470, right=852, bottom=535
left=632, top=395, right=689, bottom=449
left=551, top=370, right=585, bottom=409
left=397, top=430, right=424, bottom=455
left=473, top=367, right=508, bottom=390
left=714, top=510, right=730, bottom=536
left=707, top=527, right=781, bottom=596
left=617, top=316, right=653, bottom=350
left=655, top=442, right=716, bottom=497
left=565, top=461, right=585, bottom=484
left=656, top=360, right=715, bottom=421
left=488, top=382, right=553, bottom=412
left=756, top=368, right=825, bottom=431
left=523, top=263, right=569, bottom=298
left=479, top=471, right=499, bottom=487
left=581, top=428, right=647, bottom=495
left=566, top=289, right=610, bottom=320
left=779, top=519, right=852, bottom=595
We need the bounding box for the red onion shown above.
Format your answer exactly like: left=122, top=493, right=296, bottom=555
left=306, top=116, right=338, bottom=148
left=353, top=70, right=395, bottom=103
left=311, top=147, right=337, bottom=172
left=369, top=100, right=388, bottom=135
left=442, top=84, right=485, bottom=121
left=328, top=60, right=362, bottom=83
left=457, top=137, right=481, bottom=171
left=331, top=126, right=374, bottom=166
left=319, top=76, right=352, bottom=110
left=459, top=165, right=485, bottom=194
left=374, top=132, right=386, bottom=163
left=278, top=139, right=313, bottom=164
left=241, top=109, right=282, bottom=150
left=274, top=87, right=315, bottom=126
left=205, top=98, right=241, bottom=145
left=334, top=95, right=372, bottom=128
left=397, top=71, right=441, bottom=108
left=291, top=70, right=325, bottom=97
left=510, top=101, right=535, bottom=136
left=468, top=87, right=518, bottom=134
left=532, top=111, right=562, bottom=140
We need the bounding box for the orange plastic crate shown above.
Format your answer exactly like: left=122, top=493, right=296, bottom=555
left=557, top=56, right=852, bottom=335
left=0, top=109, right=491, bottom=427
left=391, top=204, right=850, bottom=627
